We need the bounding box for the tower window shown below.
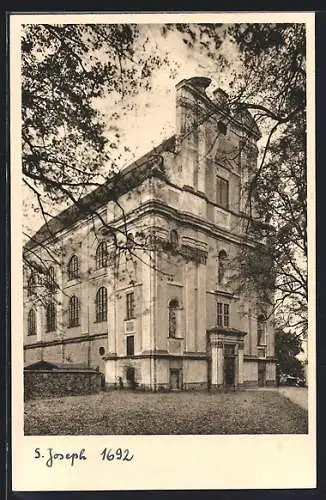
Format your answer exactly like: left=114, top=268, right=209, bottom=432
left=217, top=250, right=227, bottom=285
left=126, top=292, right=135, bottom=320
left=217, top=120, right=227, bottom=135
left=126, top=335, right=135, bottom=356
left=169, top=229, right=179, bottom=249
left=217, top=302, right=230, bottom=328
left=223, top=304, right=230, bottom=327
left=168, top=298, right=179, bottom=338
left=216, top=175, right=229, bottom=209
left=257, top=315, right=267, bottom=345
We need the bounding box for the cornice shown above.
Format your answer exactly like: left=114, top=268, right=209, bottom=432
left=126, top=199, right=254, bottom=248
left=176, top=80, right=261, bottom=140
left=24, top=332, right=108, bottom=349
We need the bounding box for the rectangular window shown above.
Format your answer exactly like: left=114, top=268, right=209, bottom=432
left=126, top=292, right=135, bottom=320
left=223, top=304, right=229, bottom=327
left=216, top=175, right=229, bottom=209
left=217, top=302, right=230, bottom=327
left=126, top=335, right=134, bottom=356
left=217, top=302, right=223, bottom=326
left=217, top=120, right=227, bottom=135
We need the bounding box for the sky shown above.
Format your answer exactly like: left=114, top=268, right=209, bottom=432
left=97, top=25, right=237, bottom=165
left=23, top=24, right=240, bottom=235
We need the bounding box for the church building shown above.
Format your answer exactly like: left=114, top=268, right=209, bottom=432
left=24, top=76, right=276, bottom=390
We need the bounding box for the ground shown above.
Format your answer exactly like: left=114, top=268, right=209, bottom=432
left=24, top=389, right=308, bottom=435
left=277, top=386, right=308, bottom=410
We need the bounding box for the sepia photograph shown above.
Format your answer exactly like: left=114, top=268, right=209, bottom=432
left=10, top=11, right=316, bottom=491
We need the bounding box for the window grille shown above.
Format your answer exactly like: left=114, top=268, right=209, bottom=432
left=126, top=292, right=135, bottom=320
left=67, top=255, right=79, bottom=280
left=95, top=241, right=107, bottom=269
left=46, top=302, right=56, bottom=332
left=95, top=287, right=108, bottom=322
left=69, top=295, right=80, bottom=327
left=217, top=302, right=230, bottom=328
left=27, top=309, right=36, bottom=335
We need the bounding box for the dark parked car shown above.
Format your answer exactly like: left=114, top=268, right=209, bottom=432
left=280, top=374, right=306, bottom=387
left=284, top=375, right=298, bottom=386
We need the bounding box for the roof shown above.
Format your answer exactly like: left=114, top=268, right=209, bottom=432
left=24, top=360, right=99, bottom=371
left=24, top=135, right=176, bottom=251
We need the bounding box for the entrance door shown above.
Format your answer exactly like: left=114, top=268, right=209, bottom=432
left=258, top=361, right=266, bottom=387
left=170, top=369, right=181, bottom=390
left=224, top=344, right=236, bottom=388
left=126, top=366, right=136, bottom=389
left=224, top=357, right=235, bottom=387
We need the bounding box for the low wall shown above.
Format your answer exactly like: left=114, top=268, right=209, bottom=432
left=24, top=369, right=102, bottom=400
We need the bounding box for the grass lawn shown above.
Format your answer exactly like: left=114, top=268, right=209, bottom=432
left=24, top=389, right=308, bottom=435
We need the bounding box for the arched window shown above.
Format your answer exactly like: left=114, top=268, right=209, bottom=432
left=27, top=309, right=36, bottom=336
left=95, top=287, right=108, bottom=322
left=69, top=295, right=80, bottom=327
left=27, top=273, right=36, bottom=297
left=48, top=266, right=56, bottom=292
left=218, top=250, right=227, bottom=285
left=46, top=302, right=56, bottom=332
left=168, top=299, right=179, bottom=338
left=95, top=242, right=107, bottom=269
left=170, top=229, right=179, bottom=249
left=257, top=315, right=267, bottom=345
left=67, top=255, right=79, bottom=280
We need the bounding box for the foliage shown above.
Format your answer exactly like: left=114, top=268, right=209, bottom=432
left=22, top=24, right=168, bottom=231
left=225, top=24, right=307, bottom=335
left=21, top=22, right=308, bottom=336
left=275, top=328, right=304, bottom=377
left=21, top=23, right=172, bottom=285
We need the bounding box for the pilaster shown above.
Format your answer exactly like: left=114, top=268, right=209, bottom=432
left=217, top=342, right=224, bottom=385
left=184, top=261, right=196, bottom=352
left=36, top=306, right=43, bottom=343
left=238, top=344, right=244, bottom=385
left=196, top=261, right=207, bottom=352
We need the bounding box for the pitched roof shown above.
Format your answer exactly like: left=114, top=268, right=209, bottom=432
left=25, top=135, right=176, bottom=250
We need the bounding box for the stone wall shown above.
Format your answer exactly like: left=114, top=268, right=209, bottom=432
left=24, top=369, right=102, bottom=400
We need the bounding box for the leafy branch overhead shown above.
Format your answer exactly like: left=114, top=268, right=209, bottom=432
left=22, top=23, right=307, bottom=336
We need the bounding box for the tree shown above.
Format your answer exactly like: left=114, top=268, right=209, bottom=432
left=21, top=22, right=308, bottom=337
left=22, top=23, right=171, bottom=287
left=275, top=328, right=304, bottom=377
left=160, top=23, right=307, bottom=335
left=224, top=24, right=307, bottom=337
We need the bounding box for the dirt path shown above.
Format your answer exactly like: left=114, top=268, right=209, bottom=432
left=278, top=387, right=308, bottom=410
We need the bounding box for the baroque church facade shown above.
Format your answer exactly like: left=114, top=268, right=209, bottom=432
left=24, top=76, right=276, bottom=390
